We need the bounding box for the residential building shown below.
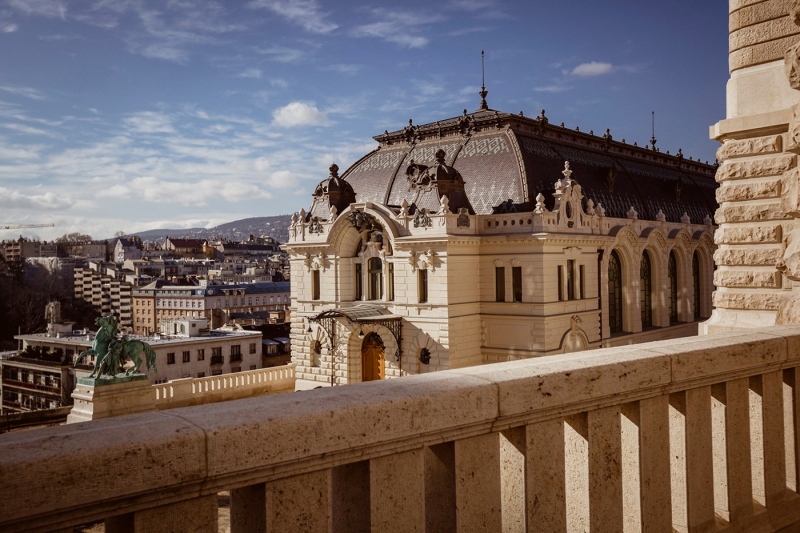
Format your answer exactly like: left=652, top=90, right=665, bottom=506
left=113, top=237, right=143, bottom=263
left=14, top=317, right=263, bottom=385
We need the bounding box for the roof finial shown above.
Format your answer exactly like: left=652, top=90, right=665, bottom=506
left=478, top=50, right=489, bottom=111
left=650, top=111, right=657, bottom=151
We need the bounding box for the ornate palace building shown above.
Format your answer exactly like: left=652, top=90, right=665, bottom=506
left=284, top=100, right=718, bottom=390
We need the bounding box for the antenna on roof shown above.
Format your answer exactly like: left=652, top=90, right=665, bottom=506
left=650, top=111, right=657, bottom=151
left=478, top=50, right=489, bottom=111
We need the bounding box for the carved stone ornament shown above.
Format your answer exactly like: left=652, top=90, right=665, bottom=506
left=419, top=347, right=431, bottom=365
left=680, top=212, right=691, bottom=224
left=413, top=208, right=432, bottom=229
left=457, top=207, right=470, bottom=227
left=308, top=217, right=324, bottom=234
left=438, top=195, right=450, bottom=215
left=534, top=193, right=546, bottom=214
left=656, top=210, right=666, bottom=222
left=570, top=314, right=582, bottom=332
left=596, top=203, right=606, bottom=217
left=627, top=206, right=638, bottom=220
left=348, top=209, right=378, bottom=233
left=585, top=198, right=596, bottom=216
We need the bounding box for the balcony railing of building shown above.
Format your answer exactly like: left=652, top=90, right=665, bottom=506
left=3, top=327, right=800, bottom=532
left=210, top=355, right=224, bottom=365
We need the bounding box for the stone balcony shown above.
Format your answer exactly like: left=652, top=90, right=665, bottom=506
left=3, top=328, right=800, bottom=532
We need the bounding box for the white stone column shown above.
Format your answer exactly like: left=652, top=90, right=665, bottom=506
left=266, top=470, right=331, bottom=532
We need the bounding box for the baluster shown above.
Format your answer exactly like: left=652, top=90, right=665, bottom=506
left=762, top=371, right=787, bottom=506
left=424, top=443, right=456, bottom=532
left=454, top=432, right=502, bottom=532
left=266, top=470, right=331, bottom=532
left=685, top=386, right=715, bottom=533
left=724, top=378, right=753, bottom=523
left=526, top=418, right=568, bottom=530
left=332, top=461, right=369, bottom=533
left=639, top=395, right=672, bottom=531
left=230, top=483, right=265, bottom=533
left=588, top=406, right=624, bottom=531
left=370, top=448, right=425, bottom=532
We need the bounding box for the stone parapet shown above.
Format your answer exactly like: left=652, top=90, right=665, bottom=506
left=66, top=365, right=295, bottom=423
left=3, top=328, right=800, bottom=531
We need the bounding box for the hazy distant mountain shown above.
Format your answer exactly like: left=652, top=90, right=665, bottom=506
left=115, top=215, right=293, bottom=244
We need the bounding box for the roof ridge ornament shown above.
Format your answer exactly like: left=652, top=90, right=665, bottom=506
left=478, top=50, right=489, bottom=111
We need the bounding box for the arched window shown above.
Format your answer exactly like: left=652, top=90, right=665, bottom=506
left=693, top=252, right=701, bottom=320
left=640, top=251, right=653, bottom=328
left=668, top=251, right=678, bottom=324
left=368, top=258, right=383, bottom=300
left=608, top=250, right=623, bottom=334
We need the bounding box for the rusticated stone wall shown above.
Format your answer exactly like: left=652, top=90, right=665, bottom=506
left=707, top=0, right=800, bottom=332
left=730, top=0, right=800, bottom=73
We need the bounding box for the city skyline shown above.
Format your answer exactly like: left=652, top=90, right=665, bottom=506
left=0, top=0, right=728, bottom=241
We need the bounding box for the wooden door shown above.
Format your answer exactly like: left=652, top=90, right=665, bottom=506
left=361, top=333, right=385, bottom=381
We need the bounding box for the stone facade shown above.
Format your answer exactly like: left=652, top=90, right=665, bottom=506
left=285, top=111, right=717, bottom=390
left=706, top=0, right=800, bottom=331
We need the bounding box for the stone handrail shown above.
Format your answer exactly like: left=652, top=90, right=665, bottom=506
left=3, top=328, right=800, bottom=531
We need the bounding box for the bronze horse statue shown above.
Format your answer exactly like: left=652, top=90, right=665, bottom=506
left=75, top=315, right=157, bottom=377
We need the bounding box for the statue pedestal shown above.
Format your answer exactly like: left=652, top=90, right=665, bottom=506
left=67, top=375, right=154, bottom=424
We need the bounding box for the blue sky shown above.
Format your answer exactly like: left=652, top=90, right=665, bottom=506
left=0, top=0, right=728, bottom=241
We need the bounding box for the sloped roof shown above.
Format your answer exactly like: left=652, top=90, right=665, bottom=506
left=339, top=109, right=717, bottom=223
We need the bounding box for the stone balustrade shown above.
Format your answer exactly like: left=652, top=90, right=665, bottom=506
left=152, top=364, right=295, bottom=409
left=3, top=328, right=800, bottom=532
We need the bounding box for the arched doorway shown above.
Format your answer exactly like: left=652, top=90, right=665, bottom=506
left=608, top=250, right=623, bottom=334
left=361, top=332, right=385, bottom=381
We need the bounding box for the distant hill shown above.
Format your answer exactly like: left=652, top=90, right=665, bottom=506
left=116, top=215, right=293, bottom=244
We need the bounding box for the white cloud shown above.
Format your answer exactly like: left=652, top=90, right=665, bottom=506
left=0, top=85, right=46, bottom=100
left=266, top=170, right=298, bottom=189
left=351, top=9, right=443, bottom=48
left=124, top=111, right=175, bottom=134
left=272, top=102, right=329, bottom=128
left=0, top=187, right=74, bottom=210
left=270, top=78, right=288, bottom=88
left=7, top=0, right=66, bottom=19
left=130, top=176, right=272, bottom=206
left=534, top=84, right=572, bottom=93
left=322, top=63, right=360, bottom=75
left=253, top=45, right=307, bottom=63
left=571, top=61, right=614, bottom=77
left=248, top=0, right=338, bottom=34
left=236, top=68, right=262, bottom=79
left=2, top=23, right=18, bottom=33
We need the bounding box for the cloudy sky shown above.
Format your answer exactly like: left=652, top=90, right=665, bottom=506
left=0, top=0, right=728, bottom=241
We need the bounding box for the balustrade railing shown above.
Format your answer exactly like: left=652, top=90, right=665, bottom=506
left=3, top=328, right=800, bottom=532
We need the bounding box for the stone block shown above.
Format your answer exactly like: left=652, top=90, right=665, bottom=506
left=731, top=34, right=800, bottom=71
left=716, top=179, right=781, bottom=202
left=450, top=347, right=671, bottom=418
left=714, top=202, right=784, bottom=223
left=713, top=269, right=781, bottom=288
left=714, top=224, right=782, bottom=244
left=716, top=155, right=796, bottom=183
left=714, top=289, right=785, bottom=310
left=172, top=372, right=498, bottom=478
left=730, top=1, right=791, bottom=33
left=0, top=411, right=207, bottom=524
left=730, top=16, right=796, bottom=53
left=648, top=331, right=786, bottom=382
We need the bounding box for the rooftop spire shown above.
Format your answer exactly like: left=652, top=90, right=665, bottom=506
left=478, top=50, right=489, bottom=111
left=650, top=111, right=657, bottom=151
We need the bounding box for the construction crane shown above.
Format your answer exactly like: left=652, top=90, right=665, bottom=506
left=0, top=223, right=55, bottom=230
